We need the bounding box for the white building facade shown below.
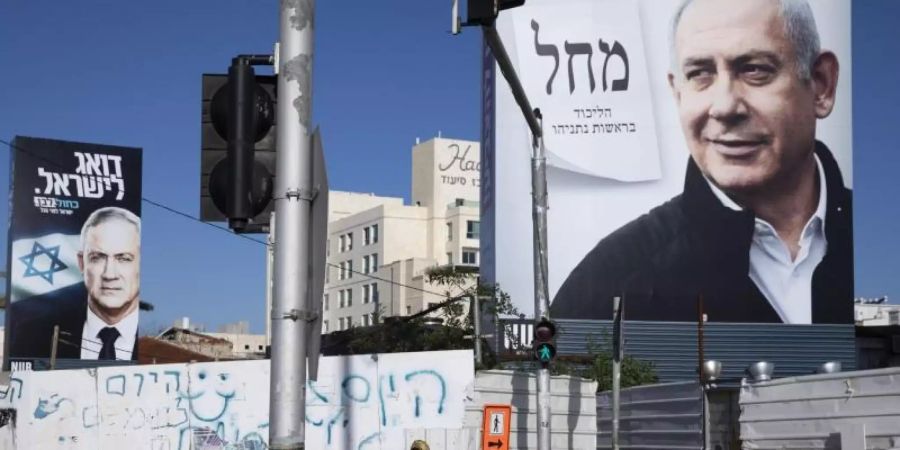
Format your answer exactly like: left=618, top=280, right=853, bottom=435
left=322, top=137, right=481, bottom=332
left=855, top=298, right=900, bottom=326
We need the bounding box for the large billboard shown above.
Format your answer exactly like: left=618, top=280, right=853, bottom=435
left=482, top=0, right=853, bottom=324
left=5, top=136, right=143, bottom=363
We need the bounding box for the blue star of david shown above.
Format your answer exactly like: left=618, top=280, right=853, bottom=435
left=19, top=241, right=68, bottom=284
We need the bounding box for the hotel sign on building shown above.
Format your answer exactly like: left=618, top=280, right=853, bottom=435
left=413, top=138, right=480, bottom=212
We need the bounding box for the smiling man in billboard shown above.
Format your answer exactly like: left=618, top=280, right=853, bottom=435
left=8, top=207, right=142, bottom=360
left=551, top=0, right=852, bottom=324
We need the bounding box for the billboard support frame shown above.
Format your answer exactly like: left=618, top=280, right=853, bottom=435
left=479, top=21, right=553, bottom=450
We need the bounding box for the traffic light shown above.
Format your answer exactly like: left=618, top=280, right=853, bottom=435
left=466, top=0, right=526, bottom=27
left=200, top=56, right=276, bottom=231
left=532, top=318, right=557, bottom=366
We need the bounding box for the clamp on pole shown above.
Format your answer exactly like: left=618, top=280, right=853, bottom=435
left=284, top=187, right=317, bottom=202
left=273, top=309, right=318, bottom=322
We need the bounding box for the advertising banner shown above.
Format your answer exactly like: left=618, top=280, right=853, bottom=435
left=5, top=136, right=143, bottom=363
left=482, top=0, right=853, bottom=324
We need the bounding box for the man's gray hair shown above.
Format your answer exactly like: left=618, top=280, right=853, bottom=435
left=670, top=0, right=821, bottom=80
left=80, top=206, right=142, bottom=248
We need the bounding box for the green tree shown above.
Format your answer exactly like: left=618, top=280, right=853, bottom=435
left=330, top=264, right=521, bottom=369
left=577, top=335, right=658, bottom=392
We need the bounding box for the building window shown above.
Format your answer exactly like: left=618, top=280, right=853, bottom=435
left=324, top=293, right=329, bottom=311
left=406, top=305, right=412, bottom=315
left=447, top=252, right=453, bottom=265
left=447, top=222, right=453, bottom=241
left=339, top=290, right=346, bottom=308
left=364, top=224, right=378, bottom=245
left=338, top=261, right=346, bottom=280
left=462, top=248, right=478, bottom=265
left=347, top=288, right=353, bottom=307
left=323, top=320, right=329, bottom=332
left=371, top=283, right=379, bottom=303
left=346, top=316, right=353, bottom=328
left=339, top=235, right=346, bottom=252
left=363, top=284, right=371, bottom=304
left=362, top=314, right=371, bottom=327
left=258, top=345, right=263, bottom=351
left=369, top=313, right=377, bottom=325
left=339, top=317, right=345, bottom=330
left=467, top=220, right=480, bottom=239
left=891, top=311, right=900, bottom=325
left=347, top=260, right=353, bottom=278
left=347, top=232, right=354, bottom=251
left=363, top=254, right=379, bottom=274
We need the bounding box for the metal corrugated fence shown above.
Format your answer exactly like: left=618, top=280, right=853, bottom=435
left=597, top=381, right=703, bottom=450
left=498, top=319, right=856, bottom=382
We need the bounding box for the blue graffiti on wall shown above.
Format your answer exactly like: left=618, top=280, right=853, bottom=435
left=305, top=368, right=449, bottom=447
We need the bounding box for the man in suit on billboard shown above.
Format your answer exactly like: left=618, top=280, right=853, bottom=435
left=551, top=0, right=852, bottom=324
left=8, top=206, right=141, bottom=360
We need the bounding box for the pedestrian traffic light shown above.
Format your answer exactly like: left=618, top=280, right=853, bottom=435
left=466, top=0, right=526, bottom=27
left=532, top=318, right=556, bottom=366
left=200, top=56, right=276, bottom=232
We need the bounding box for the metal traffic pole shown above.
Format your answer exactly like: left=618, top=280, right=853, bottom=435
left=481, top=22, right=552, bottom=450
left=269, top=0, right=315, bottom=448
left=530, top=110, right=552, bottom=450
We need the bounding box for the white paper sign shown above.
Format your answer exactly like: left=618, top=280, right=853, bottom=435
left=511, top=0, right=661, bottom=181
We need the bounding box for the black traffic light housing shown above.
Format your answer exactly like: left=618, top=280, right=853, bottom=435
left=532, top=317, right=557, bottom=366
left=200, top=55, right=275, bottom=232
left=466, top=0, right=526, bottom=27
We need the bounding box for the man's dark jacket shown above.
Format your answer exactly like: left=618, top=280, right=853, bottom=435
left=7, top=283, right=139, bottom=360
left=551, top=142, right=853, bottom=323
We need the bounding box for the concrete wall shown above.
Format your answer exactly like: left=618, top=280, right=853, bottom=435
left=0, top=350, right=475, bottom=450
left=0, top=358, right=602, bottom=450
left=740, top=367, right=900, bottom=449
left=470, top=370, right=597, bottom=450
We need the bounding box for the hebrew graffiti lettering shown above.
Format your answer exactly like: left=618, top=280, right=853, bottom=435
left=8, top=355, right=470, bottom=450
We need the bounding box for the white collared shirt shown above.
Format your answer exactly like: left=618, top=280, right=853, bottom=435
left=706, top=156, right=828, bottom=324
left=81, top=304, right=139, bottom=360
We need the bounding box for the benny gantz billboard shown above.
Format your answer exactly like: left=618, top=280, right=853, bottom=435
left=481, top=0, right=853, bottom=324
left=5, top=136, right=143, bottom=364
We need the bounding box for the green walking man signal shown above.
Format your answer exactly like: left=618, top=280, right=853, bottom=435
left=532, top=318, right=557, bottom=366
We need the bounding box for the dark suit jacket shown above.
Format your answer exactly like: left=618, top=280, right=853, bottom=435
left=7, top=283, right=139, bottom=360
left=550, top=141, right=853, bottom=323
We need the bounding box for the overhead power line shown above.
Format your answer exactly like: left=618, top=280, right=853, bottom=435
left=0, top=138, right=476, bottom=304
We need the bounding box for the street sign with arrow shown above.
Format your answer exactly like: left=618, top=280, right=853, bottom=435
left=481, top=404, right=511, bottom=450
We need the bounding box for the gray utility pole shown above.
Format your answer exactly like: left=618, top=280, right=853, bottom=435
left=270, top=0, right=315, bottom=449
left=482, top=24, right=552, bottom=450
left=473, top=294, right=483, bottom=366
left=265, top=212, right=275, bottom=348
